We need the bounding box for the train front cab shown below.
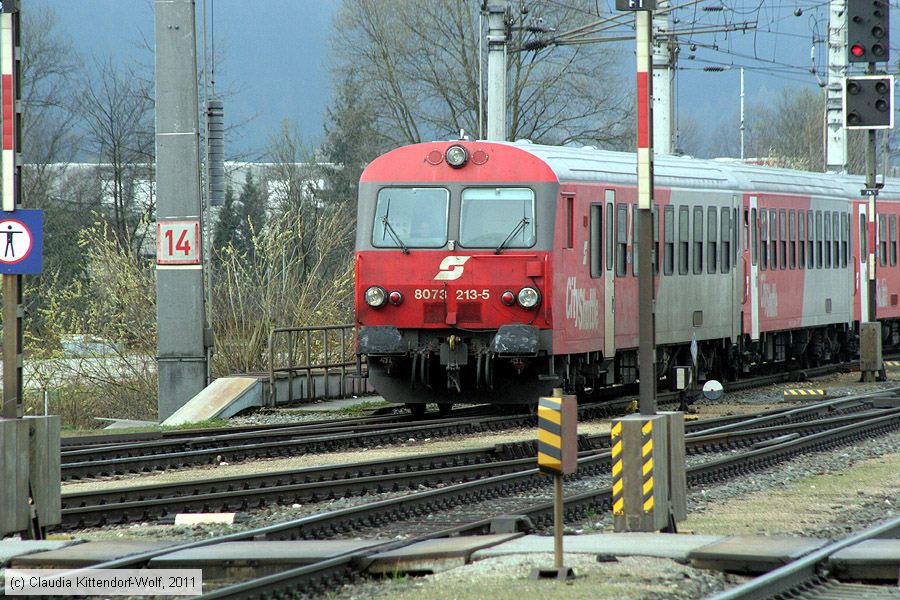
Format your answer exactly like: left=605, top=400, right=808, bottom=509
left=354, top=141, right=565, bottom=406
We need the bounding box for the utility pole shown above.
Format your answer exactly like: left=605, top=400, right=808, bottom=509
left=652, top=0, right=673, bottom=154
left=486, top=2, right=508, bottom=141
left=155, top=0, right=209, bottom=420
left=740, top=67, right=745, bottom=160
left=826, top=0, right=848, bottom=173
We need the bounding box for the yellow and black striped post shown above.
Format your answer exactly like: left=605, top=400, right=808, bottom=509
left=532, top=392, right=577, bottom=580
left=537, top=394, right=577, bottom=475
left=611, top=421, right=624, bottom=518
left=640, top=420, right=654, bottom=514
left=610, top=413, right=671, bottom=532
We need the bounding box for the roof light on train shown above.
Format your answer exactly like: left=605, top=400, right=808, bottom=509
left=517, top=287, right=541, bottom=309
left=365, top=286, right=387, bottom=308
left=445, top=145, right=468, bottom=168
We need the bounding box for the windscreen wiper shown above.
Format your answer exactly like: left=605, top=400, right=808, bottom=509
left=381, top=215, right=410, bottom=254
left=495, top=217, right=530, bottom=254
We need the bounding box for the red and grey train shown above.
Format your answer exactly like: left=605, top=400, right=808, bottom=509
left=354, top=139, right=900, bottom=410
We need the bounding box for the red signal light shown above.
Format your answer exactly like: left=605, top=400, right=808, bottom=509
left=851, top=44, right=866, bottom=57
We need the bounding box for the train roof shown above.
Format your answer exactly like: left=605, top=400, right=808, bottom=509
left=505, top=140, right=900, bottom=201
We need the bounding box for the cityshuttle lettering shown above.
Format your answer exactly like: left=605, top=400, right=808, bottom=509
left=565, top=277, right=599, bottom=331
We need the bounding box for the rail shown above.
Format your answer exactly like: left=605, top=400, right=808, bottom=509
left=266, top=325, right=366, bottom=405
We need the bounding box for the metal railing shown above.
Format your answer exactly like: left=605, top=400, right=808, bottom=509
left=267, top=325, right=366, bottom=405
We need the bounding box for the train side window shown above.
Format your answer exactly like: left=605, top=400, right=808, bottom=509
left=789, top=210, right=796, bottom=269
left=750, top=207, right=757, bottom=265
left=693, top=206, right=703, bottom=274
left=778, top=209, right=787, bottom=269
left=679, top=205, right=689, bottom=275
left=832, top=212, right=840, bottom=269
left=841, top=212, right=848, bottom=268
left=616, top=203, right=627, bottom=277
left=879, top=215, right=888, bottom=267
left=633, top=204, right=639, bottom=277
left=652, top=205, right=659, bottom=274
left=733, top=207, right=739, bottom=265
left=807, top=211, right=815, bottom=269
left=769, top=208, right=777, bottom=270
left=815, top=211, right=823, bottom=269
left=590, top=204, right=602, bottom=277
left=707, top=206, right=717, bottom=274
left=759, top=209, right=767, bottom=270
left=824, top=211, right=832, bottom=268
left=565, top=197, right=574, bottom=249
left=891, top=215, right=897, bottom=267
left=721, top=207, right=731, bottom=273
left=606, top=200, right=613, bottom=271
left=860, top=214, right=867, bottom=257
left=664, top=206, right=674, bottom=275
left=798, top=210, right=805, bottom=269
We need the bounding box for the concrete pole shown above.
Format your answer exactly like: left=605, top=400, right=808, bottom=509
left=155, top=0, right=209, bottom=420
left=652, top=0, right=673, bottom=154
left=636, top=10, right=657, bottom=416
left=486, top=2, right=507, bottom=141
left=826, top=0, right=848, bottom=173
left=740, top=67, right=745, bottom=160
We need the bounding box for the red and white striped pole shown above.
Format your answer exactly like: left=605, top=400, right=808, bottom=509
left=1, top=1, right=21, bottom=420
left=636, top=9, right=657, bottom=415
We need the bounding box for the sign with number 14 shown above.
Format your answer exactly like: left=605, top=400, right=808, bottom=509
left=157, top=219, right=201, bottom=265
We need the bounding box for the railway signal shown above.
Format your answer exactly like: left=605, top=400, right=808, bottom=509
left=847, top=0, right=890, bottom=64
left=844, top=75, right=894, bottom=130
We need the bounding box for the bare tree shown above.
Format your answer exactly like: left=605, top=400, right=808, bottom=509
left=331, top=0, right=629, bottom=147
left=77, top=59, right=155, bottom=252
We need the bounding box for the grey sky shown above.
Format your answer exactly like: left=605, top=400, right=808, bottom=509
left=27, top=1, right=900, bottom=159
left=32, top=0, right=337, bottom=158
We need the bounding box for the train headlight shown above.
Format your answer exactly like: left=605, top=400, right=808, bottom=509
left=517, top=287, right=541, bottom=309
left=389, top=290, right=403, bottom=305
left=365, top=286, right=387, bottom=308
left=445, top=145, right=468, bottom=168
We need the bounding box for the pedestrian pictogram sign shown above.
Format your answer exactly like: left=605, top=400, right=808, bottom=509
left=157, top=219, right=201, bottom=265
left=0, top=209, right=43, bottom=274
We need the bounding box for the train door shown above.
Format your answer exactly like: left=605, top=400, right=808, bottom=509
left=603, top=190, right=615, bottom=361
left=748, top=196, right=760, bottom=340
left=857, top=203, right=868, bottom=319
left=732, top=195, right=742, bottom=342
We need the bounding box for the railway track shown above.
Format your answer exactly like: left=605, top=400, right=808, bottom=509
left=23, top=395, right=896, bottom=600
left=58, top=364, right=876, bottom=480
left=708, top=515, right=900, bottom=600
left=60, top=393, right=897, bottom=530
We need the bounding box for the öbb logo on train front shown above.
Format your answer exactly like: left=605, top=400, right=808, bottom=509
left=433, top=256, right=471, bottom=281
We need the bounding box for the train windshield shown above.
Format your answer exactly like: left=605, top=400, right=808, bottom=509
left=372, top=187, right=449, bottom=248
left=459, top=187, right=535, bottom=248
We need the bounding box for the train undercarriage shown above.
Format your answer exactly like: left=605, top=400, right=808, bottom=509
left=360, top=322, right=898, bottom=411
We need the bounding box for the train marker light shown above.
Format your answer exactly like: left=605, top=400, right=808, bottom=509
left=445, top=145, right=468, bottom=168
left=364, top=286, right=387, bottom=308
left=518, top=286, right=541, bottom=308
left=388, top=290, right=403, bottom=305
left=501, top=290, right=516, bottom=306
